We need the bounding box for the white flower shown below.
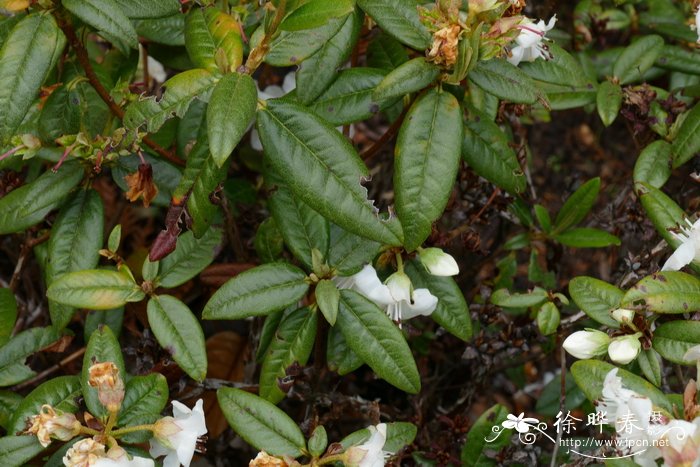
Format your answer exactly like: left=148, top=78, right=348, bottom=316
left=611, top=308, right=635, bottom=326
left=94, top=447, right=154, bottom=467
left=418, top=248, right=459, bottom=276
left=346, top=423, right=391, bottom=467
left=685, top=344, right=700, bottom=363
left=562, top=330, right=610, bottom=359
left=149, top=399, right=207, bottom=467
left=694, top=8, right=700, bottom=43
left=502, top=413, right=539, bottom=433
left=507, top=15, right=557, bottom=66
left=147, top=56, right=167, bottom=84
left=607, top=335, right=641, bottom=365
left=661, top=218, right=700, bottom=271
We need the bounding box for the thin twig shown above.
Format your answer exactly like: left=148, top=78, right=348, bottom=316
left=11, top=347, right=86, bottom=392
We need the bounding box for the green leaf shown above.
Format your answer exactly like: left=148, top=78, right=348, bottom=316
left=613, top=35, right=664, bottom=85
left=460, top=404, right=510, bottom=467
left=257, top=99, right=403, bottom=245
left=256, top=309, right=286, bottom=363
left=537, top=302, right=560, bottom=336
left=0, top=436, right=43, bottom=467
left=535, top=371, right=586, bottom=417
left=490, top=287, right=547, bottom=308
left=81, top=326, right=125, bottom=417
left=552, top=178, right=600, bottom=233
left=405, top=261, right=472, bottom=341
left=8, top=376, right=81, bottom=435
left=340, top=421, right=417, bottom=451
left=202, top=263, right=309, bottom=320
left=259, top=307, right=317, bottom=403
left=117, top=373, right=168, bottom=439
left=268, top=185, right=330, bottom=271
left=356, top=0, right=431, bottom=50
left=0, top=289, right=17, bottom=346
left=571, top=360, right=673, bottom=413
left=63, top=0, right=138, bottom=56
left=636, top=182, right=687, bottom=250
left=372, top=57, right=440, bottom=102
left=85, top=308, right=124, bottom=340
left=0, top=391, right=22, bottom=430
left=0, top=13, right=66, bottom=144
left=533, top=80, right=597, bottom=110
left=158, top=228, right=222, bottom=288
left=596, top=81, right=622, bottom=127
left=37, top=84, right=81, bottom=142
left=469, top=59, right=539, bottom=104
left=147, top=295, right=207, bottom=381
left=327, top=325, right=364, bottom=375
left=671, top=102, right=700, bottom=168
left=47, top=190, right=104, bottom=329
left=280, top=0, right=354, bottom=31
left=185, top=8, right=243, bottom=73
left=308, top=67, right=395, bottom=126
left=553, top=228, right=620, bottom=248
left=367, top=32, right=409, bottom=70
left=0, top=326, right=61, bottom=386
left=395, top=87, right=463, bottom=251
left=112, top=0, right=180, bottom=18
left=519, top=42, right=589, bottom=87
left=0, top=164, right=84, bottom=235
left=255, top=218, right=285, bottom=264
left=184, top=135, right=227, bottom=238
left=296, top=11, right=361, bottom=104
left=637, top=348, right=662, bottom=387
left=462, top=107, right=525, bottom=195
left=621, top=271, right=700, bottom=314
left=265, top=15, right=347, bottom=66
left=124, top=68, right=218, bottom=133
left=328, top=224, right=381, bottom=276
left=653, top=320, right=700, bottom=365
left=316, top=279, right=339, bottom=325
left=655, top=45, right=700, bottom=75
left=47, top=269, right=145, bottom=310
left=568, top=276, right=622, bottom=328
left=534, top=205, right=552, bottom=233
left=108, top=224, right=122, bottom=253
left=337, top=289, right=420, bottom=393
left=217, top=387, right=307, bottom=457
left=634, top=140, right=672, bottom=188
left=308, top=425, right=328, bottom=457
left=207, top=73, right=257, bottom=167
left=134, top=14, right=185, bottom=46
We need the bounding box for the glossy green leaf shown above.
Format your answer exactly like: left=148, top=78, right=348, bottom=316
left=9, top=376, right=81, bottom=434
left=47, top=269, right=145, bottom=310
left=367, top=32, right=408, bottom=70
left=571, top=360, right=672, bottom=413
left=372, top=57, right=440, bottom=102
left=469, top=59, right=539, bottom=104
left=0, top=326, right=60, bottom=386
left=280, top=0, right=354, bottom=31
left=327, top=325, right=363, bottom=375
left=207, top=73, right=257, bottom=167
left=0, top=13, right=66, bottom=144
left=568, top=276, right=622, bottom=328
left=63, top=0, right=138, bottom=56
left=637, top=348, right=662, bottom=387
left=185, top=8, right=243, bottom=73
left=405, top=261, right=471, bottom=341
left=622, top=271, right=700, bottom=313
left=316, top=279, right=339, bottom=325
left=308, top=67, right=395, bottom=126
left=158, top=228, right=222, bottom=288
left=256, top=309, right=286, bottom=363
left=85, top=308, right=124, bottom=340
left=395, top=88, right=462, bottom=251
left=337, top=289, right=420, bottom=393
left=147, top=295, right=207, bottom=381
left=0, top=289, right=17, bottom=346
left=636, top=182, right=686, bottom=247
left=255, top=218, right=285, bottom=264
left=268, top=185, right=329, bottom=271
left=552, top=178, right=600, bottom=233
left=596, top=81, right=622, bottom=127
left=613, top=35, right=664, bottom=85
left=217, top=387, right=307, bottom=457
left=260, top=307, right=317, bottom=403
left=671, top=102, right=700, bottom=168
left=655, top=45, right=700, bottom=75
left=0, top=164, right=84, bottom=235
left=490, top=287, right=547, bottom=308
left=296, top=11, right=360, bottom=104
left=356, top=0, right=431, bottom=50
left=328, top=224, right=381, bottom=276
left=519, top=42, right=589, bottom=87
left=112, top=0, right=180, bottom=18
left=257, top=99, right=403, bottom=245
left=117, top=373, right=168, bottom=441
left=0, top=436, right=43, bottom=467
left=634, top=140, right=672, bottom=188
left=124, top=69, right=218, bottom=133
left=202, top=263, right=309, bottom=320
left=81, top=326, right=125, bottom=417
left=553, top=228, right=620, bottom=248
left=133, top=14, right=185, bottom=46
left=265, top=15, right=347, bottom=66
left=461, top=404, right=510, bottom=467
left=537, top=302, right=560, bottom=336
left=462, top=108, right=525, bottom=195
left=653, top=320, right=700, bottom=365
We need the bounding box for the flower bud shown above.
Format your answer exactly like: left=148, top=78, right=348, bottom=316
left=419, top=248, right=459, bottom=276
left=385, top=271, right=412, bottom=303
left=88, top=361, right=125, bottom=413
left=611, top=308, right=635, bottom=325
left=24, top=404, right=81, bottom=447
left=608, top=335, right=641, bottom=365
left=563, top=330, right=610, bottom=359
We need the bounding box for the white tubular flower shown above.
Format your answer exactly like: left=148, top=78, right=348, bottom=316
left=94, top=447, right=155, bottom=467
left=607, top=335, right=641, bottom=365
left=661, top=218, right=700, bottom=271
left=418, top=248, right=459, bottom=276
left=346, top=424, right=391, bottom=467
left=507, top=15, right=557, bottom=66
left=149, top=399, right=207, bottom=467
left=562, top=330, right=610, bottom=359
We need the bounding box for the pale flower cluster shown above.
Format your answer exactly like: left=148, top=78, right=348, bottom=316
left=507, top=15, right=557, bottom=66
left=562, top=309, right=642, bottom=365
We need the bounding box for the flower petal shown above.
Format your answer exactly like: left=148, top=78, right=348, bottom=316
left=661, top=239, right=696, bottom=271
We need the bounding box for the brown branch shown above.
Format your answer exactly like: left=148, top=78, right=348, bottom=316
left=57, top=18, right=184, bottom=167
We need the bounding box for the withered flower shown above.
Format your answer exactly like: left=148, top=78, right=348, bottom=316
left=249, top=451, right=289, bottom=467
left=24, top=404, right=81, bottom=447
left=427, top=24, right=462, bottom=67
left=124, top=163, right=158, bottom=207
left=88, top=361, right=125, bottom=413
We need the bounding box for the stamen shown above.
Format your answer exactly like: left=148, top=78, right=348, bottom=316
left=518, top=25, right=545, bottom=36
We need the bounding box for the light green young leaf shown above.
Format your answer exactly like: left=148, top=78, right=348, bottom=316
left=634, top=140, right=672, bottom=188
left=47, top=269, right=145, bottom=310
left=553, top=228, right=620, bottom=248
left=568, top=276, right=622, bottom=328
left=315, top=279, right=339, bottom=325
